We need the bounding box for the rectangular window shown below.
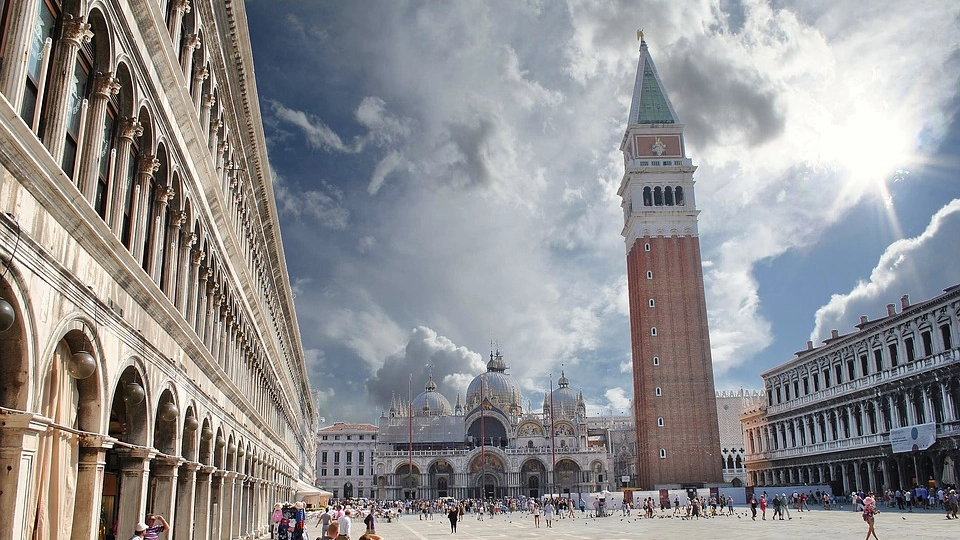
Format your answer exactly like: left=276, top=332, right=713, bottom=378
left=812, top=373, right=820, bottom=392
left=334, top=435, right=340, bottom=440
left=793, top=381, right=799, bottom=398
left=835, top=364, right=843, bottom=384
left=346, top=468, right=351, bottom=476
left=321, top=452, right=327, bottom=464
left=334, top=452, right=340, bottom=464
left=333, top=469, right=339, bottom=476
left=21, top=2, right=58, bottom=126
left=333, top=490, right=338, bottom=498
left=359, top=451, right=365, bottom=464
left=888, top=344, right=899, bottom=367
left=847, top=360, right=855, bottom=380
left=921, top=330, right=933, bottom=356
left=823, top=370, right=830, bottom=388
left=941, top=324, right=952, bottom=350
left=768, top=389, right=773, bottom=406
left=802, top=378, right=809, bottom=395
left=905, top=337, right=916, bottom=362
left=358, top=468, right=364, bottom=476
left=860, top=354, right=869, bottom=376
left=322, top=435, right=328, bottom=441
left=321, top=468, right=327, bottom=476
left=346, top=435, right=352, bottom=440
left=346, top=451, right=352, bottom=463
left=873, top=349, right=883, bottom=372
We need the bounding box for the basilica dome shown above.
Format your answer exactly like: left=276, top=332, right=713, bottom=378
left=465, top=350, right=522, bottom=414
left=546, top=371, right=582, bottom=417
left=411, top=376, right=453, bottom=416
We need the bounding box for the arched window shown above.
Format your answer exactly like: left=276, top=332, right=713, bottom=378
left=650, top=327, right=657, bottom=336
left=664, top=186, right=674, bottom=206
left=657, top=417, right=664, bottom=427
left=648, top=299, right=655, bottom=308
left=659, top=449, right=666, bottom=459
left=642, top=186, right=652, bottom=206
left=20, top=0, right=60, bottom=130
left=644, top=242, right=650, bottom=252
left=675, top=186, right=685, bottom=206
left=726, top=456, right=734, bottom=470
left=655, top=387, right=662, bottom=396
left=652, top=356, right=659, bottom=366
left=653, top=186, right=663, bottom=206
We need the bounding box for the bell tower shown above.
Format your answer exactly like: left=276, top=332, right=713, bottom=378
left=619, top=33, right=723, bottom=488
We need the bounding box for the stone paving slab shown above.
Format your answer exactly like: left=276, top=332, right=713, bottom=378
left=303, top=507, right=960, bottom=540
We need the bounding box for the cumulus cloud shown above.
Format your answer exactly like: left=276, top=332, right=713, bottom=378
left=365, top=327, right=487, bottom=411
left=811, top=199, right=960, bottom=341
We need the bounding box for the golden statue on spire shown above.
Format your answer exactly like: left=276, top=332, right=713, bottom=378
left=637, top=29, right=644, bottom=41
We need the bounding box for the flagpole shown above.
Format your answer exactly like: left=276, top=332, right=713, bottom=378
left=550, top=373, right=556, bottom=499
left=408, top=373, right=413, bottom=496
left=480, top=372, right=486, bottom=499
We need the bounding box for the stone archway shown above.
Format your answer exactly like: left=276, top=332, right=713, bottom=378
left=103, top=364, right=150, bottom=539
left=429, top=459, right=454, bottom=498
left=469, top=453, right=506, bottom=499
left=555, top=459, right=582, bottom=495
left=521, top=459, right=546, bottom=498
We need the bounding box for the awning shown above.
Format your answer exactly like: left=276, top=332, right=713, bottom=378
left=294, top=479, right=332, bottom=506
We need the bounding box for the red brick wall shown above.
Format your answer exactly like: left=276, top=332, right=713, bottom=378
left=627, top=235, right=723, bottom=487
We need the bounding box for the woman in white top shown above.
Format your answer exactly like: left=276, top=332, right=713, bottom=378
left=532, top=503, right=541, bottom=528
left=543, top=501, right=555, bottom=528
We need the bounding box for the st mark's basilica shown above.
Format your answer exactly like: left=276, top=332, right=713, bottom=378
left=373, top=350, right=632, bottom=501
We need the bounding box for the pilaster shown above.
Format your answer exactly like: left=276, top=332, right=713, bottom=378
left=0, top=413, right=47, bottom=540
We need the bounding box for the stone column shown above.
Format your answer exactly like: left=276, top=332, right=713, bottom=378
left=163, top=211, right=186, bottom=301
left=150, top=456, right=183, bottom=534
left=209, top=117, right=223, bottom=153
left=191, top=63, right=208, bottom=112
left=131, top=154, right=160, bottom=264
left=167, top=0, right=190, bottom=46
left=841, top=463, right=850, bottom=495
left=116, top=448, right=156, bottom=540
left=203, top=286, right=219, bottom=349
left=0, top=0, right=41, bottom=110
left=943, top=382, right=957, bottom=422
left=233, top=474, right=246, bottom=539
left=185, top=248, right=204, bottom=322
left=221, top=471, right=237, bottom=540
left=78, top=71, right=120, bottom=201
left=866, top=461, right=876, bottom=494
left=148, top=186, right=175, bottom=282
left=71, top=435, right=114, bottom=540
left=193, top=466, right=215, bottom=540
left=176, top=232, right=198, bottom=313
left=210, top=470, right=225, bottom=540
left=175, top=462, right=201, bottom=540
left=881, top=460, right=891, bottom=492
left=40, top=13, right=93, bottom=163
left=0, top=413, right=47, bottom=540
left=200, top=93, right=215, bottom=136
left=107, top=117, right=143, bottom=232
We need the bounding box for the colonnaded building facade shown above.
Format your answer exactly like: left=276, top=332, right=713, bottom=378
left=372, top=351, right=619, bottom=501
left=0, top=1, right=316, bottom=539
left=743, top=286, right=960, bottom=495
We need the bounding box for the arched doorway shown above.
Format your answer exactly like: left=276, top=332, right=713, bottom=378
left=430, top=460, right=454, bottom=498
left=555, top=459, right=582, bottom=495
left=468, top=453, right=506, bottom=499
left=344, top=482, right=354, bottom=499
left=395, top=464, right=421, bottom=500
left=521, top=459, right=546, bottom=498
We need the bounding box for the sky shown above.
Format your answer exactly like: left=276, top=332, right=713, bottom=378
left=244, top=0, right=960, bottom=424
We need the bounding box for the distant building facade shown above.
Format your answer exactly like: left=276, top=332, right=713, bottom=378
left=743, top=286, right=960, bottom=495
left=619, top=36, right=723, bottom=488
left=717, top=390, right=764, bottom=486
left=373, top=352, right=614, bottom=500
left=0, top=1, right=316, bottom=539
left=316, top=423, right=378, bottom=499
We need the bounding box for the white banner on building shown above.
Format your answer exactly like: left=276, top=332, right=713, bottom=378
left=890, top=422, right=937, bottom=453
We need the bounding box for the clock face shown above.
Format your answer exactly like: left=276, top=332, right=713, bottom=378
left=651, top=137, right=666, bottom=156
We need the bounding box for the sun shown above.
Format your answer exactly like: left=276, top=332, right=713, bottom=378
left=821, top=100, right=914, bottom=204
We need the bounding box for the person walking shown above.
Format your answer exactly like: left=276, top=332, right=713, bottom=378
left=749, top=495, right=757, bottom=520
left=533, top=502, right=541, bottom=528
left=862, top=492, right=879, bottom=540
left=543, top=500, right=555, bottom=528
left=447, top=504, right=459, bottom=533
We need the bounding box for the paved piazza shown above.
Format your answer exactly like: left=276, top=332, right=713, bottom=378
left=304, top=507, right=959, bottom=540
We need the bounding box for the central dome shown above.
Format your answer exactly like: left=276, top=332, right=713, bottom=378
left=465, top=350, right=522, bottom=414
left=547, top=370, right=581, bottom=417
left=411, top=375, right=453, bottom=416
